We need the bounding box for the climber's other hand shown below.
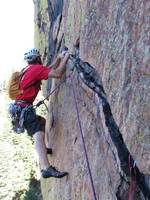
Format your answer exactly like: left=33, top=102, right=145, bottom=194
left=58, top=50, right=68, bottom=59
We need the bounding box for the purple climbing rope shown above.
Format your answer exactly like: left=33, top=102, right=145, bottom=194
left=71, top=76, right=97, bottom=200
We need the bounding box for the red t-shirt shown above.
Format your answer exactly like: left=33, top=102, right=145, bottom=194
left=16, top=64, right=52, bottom=104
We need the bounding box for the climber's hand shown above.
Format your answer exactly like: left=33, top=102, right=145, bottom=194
left=58, top=50, right=69, bottom=59
left=66, top=57, right=74, bottom=71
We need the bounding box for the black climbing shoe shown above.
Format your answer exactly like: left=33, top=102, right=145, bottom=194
left=41, top=166, right=68, bottom=179
left=46, top=148, right=53, bottom=155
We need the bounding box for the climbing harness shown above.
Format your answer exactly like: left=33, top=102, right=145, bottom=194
left=71, top=75, right=97, bottom=200
left=8, top=102, right=32, bottom=133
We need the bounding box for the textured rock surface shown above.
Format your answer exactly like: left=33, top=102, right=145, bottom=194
left=34, top=0, right=150, bottom=199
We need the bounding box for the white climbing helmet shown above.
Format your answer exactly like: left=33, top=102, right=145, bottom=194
left=24, top=48, right=41, bottom=62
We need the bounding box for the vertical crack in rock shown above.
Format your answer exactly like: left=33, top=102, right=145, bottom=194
left=45, top=0, right=64, bottom=97
left=47, top=0, right=64, bottom=64
left=69, top=54, right=150, bottom=199
left=77, top=82, right=131, bottom=199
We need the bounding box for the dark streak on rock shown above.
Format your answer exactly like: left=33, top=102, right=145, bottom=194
left=69, top=54, right=150, bottom=199
left=47, top=0, right=64, bottom=64
left=74, top=137, right=78, bottom=144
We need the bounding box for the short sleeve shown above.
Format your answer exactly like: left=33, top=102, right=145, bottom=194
left=38, top=66, right=52, bottom=80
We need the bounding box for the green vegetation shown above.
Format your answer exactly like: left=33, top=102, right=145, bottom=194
left=0, top=92, right=42, bottom=200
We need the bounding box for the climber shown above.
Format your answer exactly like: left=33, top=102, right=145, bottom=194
left=14, top=48, right=69, bottom=179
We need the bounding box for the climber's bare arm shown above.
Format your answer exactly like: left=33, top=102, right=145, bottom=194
left=48, top=53, right=69, bottom=78
left=50, top=56, right=61, bottom=69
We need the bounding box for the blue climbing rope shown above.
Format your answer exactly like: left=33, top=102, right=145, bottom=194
left=71, top=75, right=97, bottom=200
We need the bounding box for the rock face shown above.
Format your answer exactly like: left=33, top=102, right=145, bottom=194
left=34, top=0, right=150, bottom=199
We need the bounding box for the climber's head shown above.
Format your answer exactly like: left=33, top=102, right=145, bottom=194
left=24, top=48, right=42, bottom=64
